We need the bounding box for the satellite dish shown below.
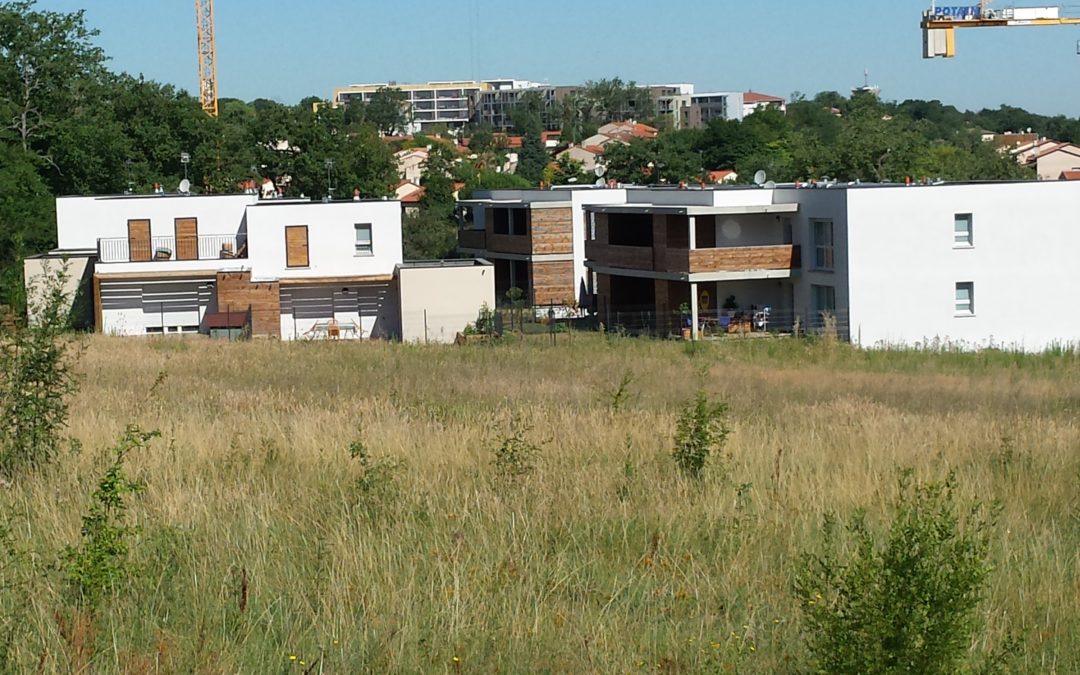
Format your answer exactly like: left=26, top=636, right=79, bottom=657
left=594, top=164, right=607, bottom=177
left=764, top=180, right=777, bottom=189
left=594, top=177, right=606, bottom=187
left=178, top=178, right=191, bottom=195
left=753, top=170, right=767, bottom=186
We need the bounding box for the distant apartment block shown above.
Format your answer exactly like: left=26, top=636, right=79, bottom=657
left=333, top=80, right=490, bottom=133
left=684, top=92, right=745, bottom=128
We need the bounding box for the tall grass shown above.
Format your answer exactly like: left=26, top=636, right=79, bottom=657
left=1, top=334, right=1078, bottom=672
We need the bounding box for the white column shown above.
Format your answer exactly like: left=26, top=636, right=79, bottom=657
left=688, top=215, right=697, bottom=250
left=690, top=281, right=699, bottom=341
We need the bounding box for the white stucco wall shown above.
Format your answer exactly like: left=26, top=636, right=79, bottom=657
left=244, top=200, right=403, bottom=281
left=843, top=182, right=1080, bottom=351
left=56, top=194, right=258, bottom=249
left=397, top=262, right=495, bottom=343
left=570, top=189, right=626, bottom=305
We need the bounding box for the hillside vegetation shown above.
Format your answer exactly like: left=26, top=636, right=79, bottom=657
left=0, top=334, right=1077, bottom=672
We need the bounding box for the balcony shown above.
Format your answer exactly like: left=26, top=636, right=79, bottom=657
left=666, top=245, right=801, bottom=274
left=586, top=242, right=801, bottom=277
left=459, top=229, right=486, bottom=250
left=585, top=241, right=654, bottom=269
left=98, top=234, right=247, bottom=264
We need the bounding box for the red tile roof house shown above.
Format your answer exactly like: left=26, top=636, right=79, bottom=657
left=742, top=91, right=787, bottom=116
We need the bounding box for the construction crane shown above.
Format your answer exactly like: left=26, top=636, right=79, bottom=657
left=195, top=0, right=218, bottom=117
left=922, top=1, right=1080, bottom=57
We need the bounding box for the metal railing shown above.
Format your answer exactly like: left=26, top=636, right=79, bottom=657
left=98, top=234, right=247, bottom=263
left=591, top=303, right=851, bottom=341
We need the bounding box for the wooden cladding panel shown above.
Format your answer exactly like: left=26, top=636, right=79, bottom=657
left=175, top=218, right=198, bottom=260
left=585, top=241, right=654, bottom=271
left=487, top=233, right=531, bottom=255
left=686, top=245, right=801, bottom=274
left=215, top=271, right=281, bottom=338
left=285, top=225, right=309, bottom=268
left=458, top=229, right=487, bottom=250
left=127, top=220, right=151, bottom=262
left=530, top=207, right=573, bottom=255
left=531, top=260, right=575, bottom=306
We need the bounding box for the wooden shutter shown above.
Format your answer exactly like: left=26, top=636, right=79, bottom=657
left=127, top=219, right=151, bottom=262
left=175, top=217, right=198, bottom=260
left=285, top=225, right=309, bottom=268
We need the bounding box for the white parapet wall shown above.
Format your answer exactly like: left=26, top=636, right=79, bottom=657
left=397, top=259, right=495, bottom=343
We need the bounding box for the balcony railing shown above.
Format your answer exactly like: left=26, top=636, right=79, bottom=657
left=586, top=242, right=801, bottom=275
left=98, top=235, right=247, bottom=264
left=458, top=229, right=487, bottom=250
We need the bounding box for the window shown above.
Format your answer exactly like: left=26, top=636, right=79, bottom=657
left=285, top=225, right=309, bottom=268
left=812, top=219, right=834, bottom=270
left=811, top=284, right=836, bottom=314
left=354, top=223, right=373, bottom=255
left=955, top=282, right=974, bottom=315
left=954, top=213, right=973, bottom=246
left=608, top=213, right=654, bottom=247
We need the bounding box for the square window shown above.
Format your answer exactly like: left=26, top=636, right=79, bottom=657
left=954, top=213, right=973, bottom=246
left=354, top=223, right=372, bottom=255
left=955, top=282, right=974, bottom=315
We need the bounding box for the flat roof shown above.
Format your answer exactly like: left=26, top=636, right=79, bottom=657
left=586, top=203, right=799, bottom=216
left=397, top=258, right=493, bottom=269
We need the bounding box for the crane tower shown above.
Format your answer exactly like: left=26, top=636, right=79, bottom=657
left=195, top=0, right=218, bottom=117
left=922, top=1, right=1080, bottom=57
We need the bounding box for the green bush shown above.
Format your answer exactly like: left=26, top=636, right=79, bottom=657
left=62, top=425, right=155, bottom=610
left=671, top=390, right=730, bottom=479
left=491, top=416, right=541, bottom=482
left=0, top=266, right=81, bottom=477
left=794, top=470, right=999, bottom=674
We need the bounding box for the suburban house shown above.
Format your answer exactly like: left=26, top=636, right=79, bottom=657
left=579, top=181, right=1080, bottom=351
left=25, top=192, right=494, bottom=343
left=456, top=188, right=628, bottom=307
left=556, top=145, right=605, bottom=173
left=394, top=180, right=426, bottom=214
left=742, top=91, right=787, bottom=117
left=1012, top=139, right=1080, bottom=180
left=394, top=148, right=428, bottom=184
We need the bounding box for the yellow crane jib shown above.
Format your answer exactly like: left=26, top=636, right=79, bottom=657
left=922, top=3, right=1080, bottom=57
left=195, top=0, right=218, bottom=117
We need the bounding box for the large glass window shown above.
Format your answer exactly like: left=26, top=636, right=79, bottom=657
left=812, top=219, right=834, bottom=270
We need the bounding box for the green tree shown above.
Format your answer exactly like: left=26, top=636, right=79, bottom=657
left=365, top=86, right=411, bottom=136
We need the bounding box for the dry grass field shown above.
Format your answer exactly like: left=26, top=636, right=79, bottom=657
left=2, top=333, right=1079, bottom=673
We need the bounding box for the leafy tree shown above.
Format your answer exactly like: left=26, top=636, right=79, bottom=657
left=402, top=209, right=457, bottom=260
left=0, top=1, right=106, bottom=153
left=365, top=86, right=411, bottom=136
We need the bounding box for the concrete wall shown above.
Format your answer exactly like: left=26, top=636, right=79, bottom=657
left=571, top=189, right=626, bottom=305
left=56, top=194, right=257, bottom=249
left=244, top=200, right=403, bottom=280
left=397, top=262, right=495, bottom=343
left=23, top=254, right=94, bottom=328
left=844, top=182, right=1080, bottom=351
left=773, top=188, right=850, bottom=325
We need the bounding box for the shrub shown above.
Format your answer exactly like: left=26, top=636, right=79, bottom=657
left=62, top=425, right=155, bottom=610
left=348, top=438, right=401, bottom=516
left=0, top=266, right=81, bottom=477
left=671, top=390, right=730, bottom=479
left=794, top=469, right=998, bottom=674
left=491, top=415, right=541, bottom=482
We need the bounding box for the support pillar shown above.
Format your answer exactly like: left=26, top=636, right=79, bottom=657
left=690, top=281, right=699, bottom=342
left=688, top=215, right=697, bottom=250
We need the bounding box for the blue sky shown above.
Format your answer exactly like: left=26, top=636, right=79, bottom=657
left=33, top=0, right=1080, bottom=115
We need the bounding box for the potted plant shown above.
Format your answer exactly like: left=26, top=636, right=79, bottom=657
left=678, top=302, right=692, bottom=340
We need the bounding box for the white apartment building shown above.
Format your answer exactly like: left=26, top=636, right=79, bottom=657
left=454, top=181, right=1080, bottom=351
left=27, top=192, right=494, bottom=343
left=579, top=181, right=1080, bottom=351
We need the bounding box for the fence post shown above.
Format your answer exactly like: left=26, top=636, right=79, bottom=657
left=424, top=309, right=428, bottom=344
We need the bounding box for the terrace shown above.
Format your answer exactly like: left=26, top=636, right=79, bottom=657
left=97, top=234, right=247, bottom=264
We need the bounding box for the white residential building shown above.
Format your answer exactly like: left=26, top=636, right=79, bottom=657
left=27, top=192, right=493, bottom=343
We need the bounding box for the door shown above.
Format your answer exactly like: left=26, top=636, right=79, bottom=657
left=127, top=219, right=151, bottom=262
left=175, top=217, right=198, bottom=260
